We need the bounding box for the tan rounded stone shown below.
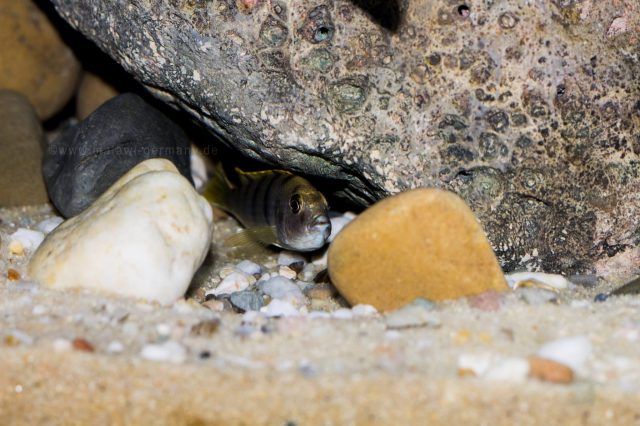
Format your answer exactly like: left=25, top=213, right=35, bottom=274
left=528, top=356, right=575, bottom=384
left=0, top=0, right=81, bottom=120
left=328, top=188, right=508, bottom=311
left=75, top=72, right=119, bottom=120
left=0, top=90, right=48, bottom=206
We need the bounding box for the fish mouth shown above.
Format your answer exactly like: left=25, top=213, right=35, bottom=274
left=309, top=215, right=331, bottom=240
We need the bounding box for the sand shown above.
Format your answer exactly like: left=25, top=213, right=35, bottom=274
left=1, top=205, right=640, bottom=425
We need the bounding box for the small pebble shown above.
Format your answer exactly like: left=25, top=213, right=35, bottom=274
left=202, top=299, right=226, bottom=312
left=506, top=272, right=570, bottom=290
left=9, top=228, right=45, bottom=255
left=72, top=337, right=95, bottom=352
left=191, top=319, right=221, bottom=336
left=594, top=293, right=609, bottom=303
left=304, top=283, right=336, bottom=300
left=261, top=299, right=300, bottom=317
left=278, top=251, right=306, bottom=266
left=517, top=287, right=558, bottom=305
left=140, top=340, right=187, bottom=364
left=484, top=357, right=530, bottom=382
left=7, top=269, right=21, bottom=281
left=468, top=290, right=503, bottom=311
left=209, top=271, right=251, bottom=296
left=107, top=341, right=124, bottom=353
left=52, top=338, right=72, bottom=352
left=260, top=276, right=306, bottom=306
left=36, top=217, right=64, bottom=234
left=457, top=352, right=493, bottom=377
left=230, top=290, right=264, bottom=312
left=235, top=260, right=262, bottom=276
left=537, top=335, right=591, bottom=371
left=385, top=303, right=441, bottom=329
left=328, top=212, right=356, bottom=242
left=528, top=356, right=574, bottom=384
left=278, top=265, right=298, bottom=280
left=311, top=251, right=328, bottom=268
left=156, top=323, right=172, bottom=337
left=331, top=308, right=354, bottom=320
left=352, top=304, right=378, bottom=317
left=298, top=263, right=317, bottom=282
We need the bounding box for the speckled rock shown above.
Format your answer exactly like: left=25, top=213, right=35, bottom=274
left=0, top=0, right=81, bottom=120
left=75, top=72, right=119, bottom=120
left=328, top=189, right=508, bottom=311
left=43, top=93, right=193, bottom=217
left=0, top=90, right=48, bottom=206
left=28, top=159, right=213, bottom=305
left=49, top=0, right=640, bottom=275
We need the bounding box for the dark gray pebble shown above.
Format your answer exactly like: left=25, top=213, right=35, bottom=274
left=229, top=290, right=264, bottom=312
left=43, top=93, right=193, bottom=217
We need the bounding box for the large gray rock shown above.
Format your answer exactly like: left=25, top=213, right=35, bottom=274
left=50, top=0, right=640, bottom=275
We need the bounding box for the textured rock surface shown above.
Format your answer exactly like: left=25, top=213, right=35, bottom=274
left=328, top=189, right=508, bottom=311
left=50, top=0, right=640, bottom=275
left=0, top=90, right=49, bottom=206
left=0, top=0, right=81, bottom=120
left=44, top=93, right=193, bottom=217
left=28, top=159, right=213, bottom=305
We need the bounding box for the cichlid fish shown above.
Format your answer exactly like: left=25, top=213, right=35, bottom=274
left=203, top=165, right=331, bottom=251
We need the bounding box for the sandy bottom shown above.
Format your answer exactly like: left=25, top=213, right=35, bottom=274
left=1, top=205, right=640, bottom=425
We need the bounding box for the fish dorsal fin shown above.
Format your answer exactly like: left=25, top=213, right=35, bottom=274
left=224, top=225, right=279, bottom=250
left=234, top=167, right=293, bottom=185
left=203, top=162, right=233, bottom=207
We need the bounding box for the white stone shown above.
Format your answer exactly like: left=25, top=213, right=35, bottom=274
left=140, top=340, right=187, bottom=363
left=277, top=251, right=306, bottom=266
left=506, top=272, right=570, bottom=290
left=331, top=308, right=354, bottom=320
left=537, top=335, right=592, bottom=372
left=299, top=263, right=317, bottom=282
left=385, top=304, right=441, bottom=329
left=9, top=228, right=45, bottom=255
left=52, top=338, right=72, bottom=352
left=156, top=323, right=172, bottom=337
left=260, top=276, right=306, bottom=306
left=235, top=260, right=262, bottom=276
left=308, top=311, right=331, bottom=319
left=311, top=251, right=328, bottom=268
left=484, top=357, right=530, bottom=381
left=352, top=304, right=378, bottom=317
left=208, top=271, right=250, bottom=296
left=328, top=212, right=356, bottom=242
left=107, top=340, right=124, bottom=353
left=32, top=305, right=47, bottom=316
left=261, top=299, right=300, bottom=317
left=457, top=352, right=494, bottom=376
left=36, top=217, right=64, bottom=234
left=27, top=159, right=213, bottom=305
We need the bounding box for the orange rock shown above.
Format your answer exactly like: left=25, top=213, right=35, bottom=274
left=0, top=0, right=81, bottom=120
left=72, top=338, right=95, bottom=353
left=75, top=72, right=119, bottom=120
left=328, top=188, right=508, bottom=311
left=528, top=356, right=574, bottom=384
left=7, top=269, right=21, bottom=281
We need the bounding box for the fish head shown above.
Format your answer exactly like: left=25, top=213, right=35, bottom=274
left=276, top=184, right=331, bottom=251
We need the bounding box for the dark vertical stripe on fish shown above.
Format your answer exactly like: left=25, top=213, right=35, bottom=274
left=260, top=174, right=277, bottom=226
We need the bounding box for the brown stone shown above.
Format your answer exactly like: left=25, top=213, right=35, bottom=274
left=528, top=356, right=575, bottom=384
left=75, top=72, right=119, bottom=120
left=0, top=90, right=49, bottom=206
left=328, top=189, right=508, bottom=311
left=0, top=0, right=81, bottom=120
left=72, top=338, right=95, bottom=353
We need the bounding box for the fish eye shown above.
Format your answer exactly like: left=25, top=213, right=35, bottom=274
left=289, top=194, right=302, bottom=214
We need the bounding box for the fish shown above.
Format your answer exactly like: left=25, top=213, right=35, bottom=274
left=203, top=165, right=331, bottom=252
